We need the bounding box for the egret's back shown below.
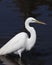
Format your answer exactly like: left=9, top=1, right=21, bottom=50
left=0, top=32, right=28, bottom=55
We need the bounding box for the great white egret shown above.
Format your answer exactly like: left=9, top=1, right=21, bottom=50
left=0, top=17, right=46, bottom=57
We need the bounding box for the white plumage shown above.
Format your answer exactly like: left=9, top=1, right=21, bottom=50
left=0, top=17, right=46, bottom=57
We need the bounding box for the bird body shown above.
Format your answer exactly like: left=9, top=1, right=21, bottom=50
left=0, top=32, right=28, bottom=57
left=0, top=17, right=46, bottom=57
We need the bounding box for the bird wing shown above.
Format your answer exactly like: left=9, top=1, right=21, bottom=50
left=0, top=32, right=27, bottom=55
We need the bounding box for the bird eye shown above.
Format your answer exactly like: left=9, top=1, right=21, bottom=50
left=32, top=20, right=35, bottom=22
left=32, top=20, right=34, bottom=21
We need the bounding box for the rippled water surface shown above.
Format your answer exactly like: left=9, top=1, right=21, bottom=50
left=0, top=0, right=52, bottom=65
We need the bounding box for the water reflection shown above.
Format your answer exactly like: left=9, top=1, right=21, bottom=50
left=12, top=0, right=52, bottom=19
left=0, top=53, right=44, bottom=65
left=12, top=0, right=39, bottom=19
left=0, top=55, right=18, bottom=65
left=0, top=0, right=2, bottom=2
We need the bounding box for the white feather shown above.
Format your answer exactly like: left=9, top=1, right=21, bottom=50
left=0, top=17, right=43, bottom=57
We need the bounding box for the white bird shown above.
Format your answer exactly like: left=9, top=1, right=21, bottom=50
left=0, top=17, right=46, bottom=57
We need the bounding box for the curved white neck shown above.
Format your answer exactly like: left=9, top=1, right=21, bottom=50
left=25, top=20, right=36, bottom=44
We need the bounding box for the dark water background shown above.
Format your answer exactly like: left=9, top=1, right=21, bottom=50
left=0, top=0, right=52, bottom=65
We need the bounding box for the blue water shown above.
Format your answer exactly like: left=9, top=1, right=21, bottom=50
left=0, top=0, right=52, bottom=65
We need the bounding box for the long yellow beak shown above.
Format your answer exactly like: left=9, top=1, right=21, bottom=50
left=33, top=20, right=46, bottom=25
left=36, top=20, right=46, bottom=25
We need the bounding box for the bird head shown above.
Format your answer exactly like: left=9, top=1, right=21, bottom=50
left=26, top=17, right=46, bottom=25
